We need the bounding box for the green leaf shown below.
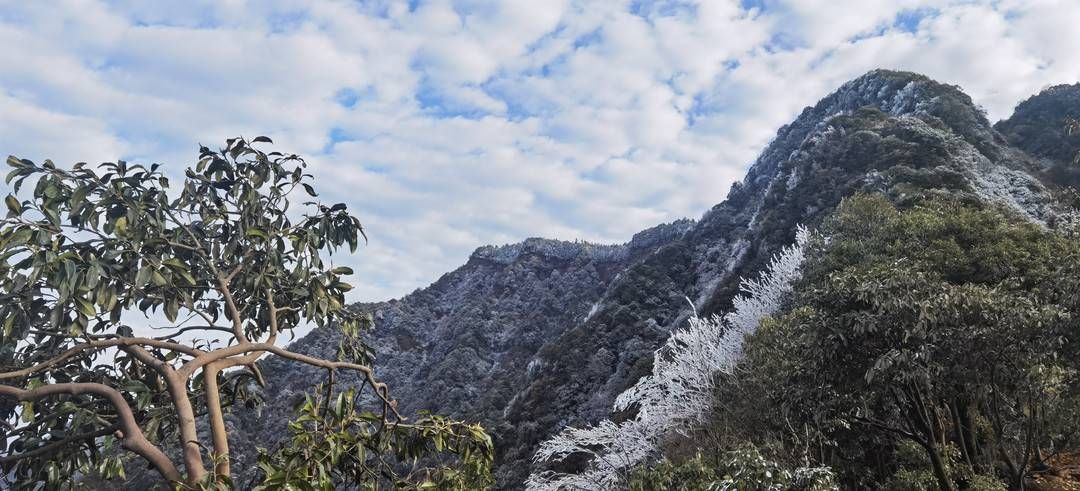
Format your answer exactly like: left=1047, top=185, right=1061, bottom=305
left=165, top=297, right=179, bottom=322
left=301, top=183, right=317, bottom=197
left=247, top=228, right=268, bottom=240
left=334, top=392, right=347, bottom=419
left=150, top=270, right=169, bottom=287
left=177, top=269, right=197, bottom=286
left=43, top=181, right=59, bottom=198
left=46, top=462, right=59, bottom=484
left=43, top=206, right=60, bottom=225
left=114, top=216, right=129, bottom=235
left=331, top=266, right=353, bottom=275
left=9, top=227, right=31, bottom=245
left=70, top=186, right=88, bottom=207
left=135, top=265, right=153, bottom=288
left=122, top=380, right=148, bottom=394
left=5, top=195, right=21, bottom=215
left=75, top=297, right=96, bottom=317
left=104, top=288, right=118, bottom=311
left=20, top=401, right=34, bottom=423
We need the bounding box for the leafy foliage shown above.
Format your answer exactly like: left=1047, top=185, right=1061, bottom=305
left=731, top=194, right=1080, bottom=490
left=254, top=385, right=493, bottom=490
left=0, top=139, right=491, bottom=489
left=628, top=447, right=836, bottom=491
left=881, top=441, right=1005, bottom=491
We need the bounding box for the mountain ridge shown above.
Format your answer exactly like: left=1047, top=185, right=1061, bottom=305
left=225, top=69, right=1079, bottom=488
left=469, top=218, right=696, bottom=266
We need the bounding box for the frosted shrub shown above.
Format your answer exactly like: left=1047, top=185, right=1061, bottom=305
left=528, top=227, right=813, bottom=490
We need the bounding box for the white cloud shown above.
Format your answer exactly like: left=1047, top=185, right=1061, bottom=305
left=0, top=92, right=126, bottom=165
left=2, top=0, right=1079, bottom=302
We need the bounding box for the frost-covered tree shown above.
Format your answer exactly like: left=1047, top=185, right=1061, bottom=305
left=527, top=227, right=812, bottom=490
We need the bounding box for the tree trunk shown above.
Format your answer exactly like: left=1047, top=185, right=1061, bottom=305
left=166, top=373, right=206, bottom=484
left=205, top=363, right=231, bottom=481
left=950, top=400, right=974, bottom=470
left=924, top=441, right=956, bottom=491
left=959, top=402, right=980, bottom=469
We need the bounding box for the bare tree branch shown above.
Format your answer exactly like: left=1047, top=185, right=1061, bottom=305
left=152, top=325, right=235, bottom=341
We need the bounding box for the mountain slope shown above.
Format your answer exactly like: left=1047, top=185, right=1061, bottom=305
left=234, top=70, right=1072, bottom=489
left=505, top=70, right=1063, bottom=486
left=225, top=221, right=693, bottom=484
left=995, top=83, right=1080, bottom=188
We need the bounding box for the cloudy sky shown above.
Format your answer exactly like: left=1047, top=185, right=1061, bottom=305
left=1, top=0, right=1079, bottom=303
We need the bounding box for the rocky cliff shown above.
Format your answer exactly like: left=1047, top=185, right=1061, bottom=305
left=230, top=70, right=1078, bottom=489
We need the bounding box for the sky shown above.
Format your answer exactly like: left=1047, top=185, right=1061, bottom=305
left=1, top=0, right=1079, bottom=303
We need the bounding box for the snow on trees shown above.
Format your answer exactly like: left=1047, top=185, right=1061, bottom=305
left=527, top=227, right=812, bottom=490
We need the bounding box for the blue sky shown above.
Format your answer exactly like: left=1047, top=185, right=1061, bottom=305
left=1, top=0, right=1078, bottom=302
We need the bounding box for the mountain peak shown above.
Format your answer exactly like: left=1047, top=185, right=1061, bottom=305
left=811, top=69, right=987, bottom=129
left=469, top=238, right=627, bottom=265
left=996, top=82, right=1080, bottom=172
left=468, top=219, right=695, bottom=265
left=837, top=69, right=939, bottom=110
left=726, top=70, right=998, bottom=208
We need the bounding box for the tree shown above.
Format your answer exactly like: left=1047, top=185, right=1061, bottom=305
left=527, top=228, right=814, bottom=490
left=0, top=138, right=492, bottom=489
left=627, top=447, right=837, bottom=491
left=740, top=194, right=1080, bottom=490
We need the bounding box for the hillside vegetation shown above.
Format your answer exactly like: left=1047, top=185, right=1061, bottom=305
left=630, top=195, right=1080, bottom=490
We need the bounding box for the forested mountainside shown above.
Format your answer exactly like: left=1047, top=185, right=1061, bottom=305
left=995, top=83, right=1080, bottom=187
left=222, top=221, right=694, bottom=485
left=230, top=70, right=1080, bottom=489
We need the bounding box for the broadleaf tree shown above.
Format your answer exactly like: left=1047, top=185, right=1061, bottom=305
left=0, top=138, right=492, bottom=489
left=738, top=194, right=1080, bottom=490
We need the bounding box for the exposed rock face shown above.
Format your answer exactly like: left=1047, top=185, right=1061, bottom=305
left=230, top=70, right=1072, bottom=489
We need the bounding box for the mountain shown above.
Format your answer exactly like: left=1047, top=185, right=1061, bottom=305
left=228, top=70, right=1077, bottom=488
left=995, top=82, right=1080, bottom=188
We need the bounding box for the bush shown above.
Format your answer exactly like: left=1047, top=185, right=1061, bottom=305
left=628, top=446, right=837, bottom=491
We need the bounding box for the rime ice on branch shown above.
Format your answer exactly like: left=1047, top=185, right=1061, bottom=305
left=527, top=226, right=811, bottom=490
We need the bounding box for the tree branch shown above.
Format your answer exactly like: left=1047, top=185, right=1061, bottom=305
left=180, top=343, right=400, bottom=420
left=0, top=337, right=202, bottom=381
left=152, top=325, right=235, bottom=341
left=0, top=424, right=119, bottom=464
left=163, top=372, right=206, bottom=483
left=215, top=272, right=247, bottom=343
left=203, top=363, right=231, bottom=480
left=851, top=415, right=921, bottom=442
left=265, top=289, right=280, bottom=340
left=0, top=383, right=182, bottom=484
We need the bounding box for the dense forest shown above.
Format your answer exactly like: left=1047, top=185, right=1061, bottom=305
left=625, top=194, right=1080, bottom=490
